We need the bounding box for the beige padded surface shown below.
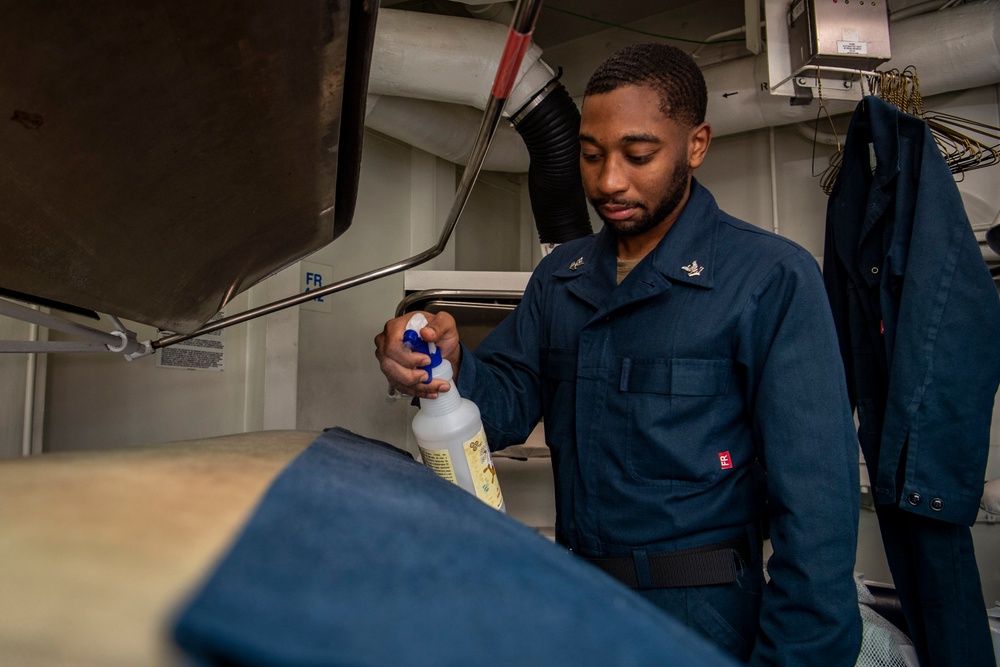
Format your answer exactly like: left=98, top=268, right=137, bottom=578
left=0, top=430, right=321, bottom=667
left=984, top=478, right=1000, bottom=515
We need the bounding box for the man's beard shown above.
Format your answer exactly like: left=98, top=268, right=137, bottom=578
left=591, top=163, right=689, bottom=237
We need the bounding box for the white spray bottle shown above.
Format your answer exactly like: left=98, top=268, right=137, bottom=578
left=404, top=314, right=505, bottom=512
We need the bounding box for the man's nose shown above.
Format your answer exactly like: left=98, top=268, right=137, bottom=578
left=596, top=156, right=628, bottom=196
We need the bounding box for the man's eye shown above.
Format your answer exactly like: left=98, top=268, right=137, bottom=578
left=581, top=153, right=602, bottom=163
left=627, top=154, right=654, bottom=164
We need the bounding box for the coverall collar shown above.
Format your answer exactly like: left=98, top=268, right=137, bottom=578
left=833, top=96, right=903, bottom=258
left=863, top=96, right=902, bottom=189
left=553, top=178, right=720, bottom=290
left=647, top=178, right=719, bottom=290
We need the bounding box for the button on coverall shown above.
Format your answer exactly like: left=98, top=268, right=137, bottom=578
left=457, top=180, right=863, bottom=665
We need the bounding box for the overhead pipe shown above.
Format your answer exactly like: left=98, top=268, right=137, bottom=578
left=22, top=319, right=37, bottom=457
left=456, top=1, right=515, bottom=26
left=369, top=8, right=554, bottom=114
left=677, top=1, right=1000, bottom=137
left=366, top=94, right=530, bottom=172
left=879, top=0, right=999, bottom=94
left=371, top=2, right=999, bottom=152
left=369, top=7, right=591, bottom=244
left=364, top=2, right=998, bottom=248
left=890, top=0, right=952, bottom=22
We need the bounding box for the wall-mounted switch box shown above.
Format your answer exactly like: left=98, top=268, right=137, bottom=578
left=788, top=0, right=891, bottom=76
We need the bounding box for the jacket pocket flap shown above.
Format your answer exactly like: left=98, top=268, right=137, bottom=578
left=621, top=358, right=732, bottom=396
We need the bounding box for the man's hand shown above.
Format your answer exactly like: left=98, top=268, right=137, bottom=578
left=374, top=310, right=461, bottom=399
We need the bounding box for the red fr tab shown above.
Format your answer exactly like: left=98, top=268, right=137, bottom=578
left=718, top=451, right=733, bottom=470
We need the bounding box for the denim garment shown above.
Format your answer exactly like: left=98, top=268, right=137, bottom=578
left=824, top=96, right=1000, bottom=666
left=457, top=181, right=863, bottom=666
left=172, top=427, right=736, bottom=667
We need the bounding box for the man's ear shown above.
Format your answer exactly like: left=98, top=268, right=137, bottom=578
left=687, top=122, right=712, bottom=170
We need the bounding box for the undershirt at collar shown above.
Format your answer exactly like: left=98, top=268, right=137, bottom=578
left=616, top=257, right=642, bottom=284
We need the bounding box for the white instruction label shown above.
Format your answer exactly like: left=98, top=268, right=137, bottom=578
left=837, top=41, right=869, bottom=55
left=156, top=312, right=225, bottom=371
left=418, top=447, right=457, bottom=484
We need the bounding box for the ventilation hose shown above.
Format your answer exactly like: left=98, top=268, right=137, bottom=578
left=511, top=78, right=593, bottom=245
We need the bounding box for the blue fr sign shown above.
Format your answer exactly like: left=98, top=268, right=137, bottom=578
left=300, top=261, right=334, bottom=313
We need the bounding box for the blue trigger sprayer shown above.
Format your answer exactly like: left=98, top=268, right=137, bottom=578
left=403, top=313, right=505, bottom=512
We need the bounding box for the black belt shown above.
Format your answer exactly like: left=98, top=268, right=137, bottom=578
left=580, top=533, right=752, bottom=590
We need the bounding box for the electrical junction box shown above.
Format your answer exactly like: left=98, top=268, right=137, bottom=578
left=787, top=0, right=891, bottom=77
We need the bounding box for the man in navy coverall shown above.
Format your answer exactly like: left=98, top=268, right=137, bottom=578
left=376, top=43, right=863, bottom=665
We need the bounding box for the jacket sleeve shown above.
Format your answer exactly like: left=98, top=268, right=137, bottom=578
left=737, top=251, right=863, bottom=667
left=454, top=265, right=548, bottom=450
left=878, top=125, right=1000, bottom=525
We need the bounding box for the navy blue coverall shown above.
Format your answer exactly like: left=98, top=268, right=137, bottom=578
left=824, top=96, right=1000, bottom=667
left=457, top=180, right=863, bottom=665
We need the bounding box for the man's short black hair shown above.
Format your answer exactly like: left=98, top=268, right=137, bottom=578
left=584, top=43, right=707, bottom=127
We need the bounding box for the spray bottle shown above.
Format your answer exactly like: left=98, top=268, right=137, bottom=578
left=404, top=313, right=505, bottom=512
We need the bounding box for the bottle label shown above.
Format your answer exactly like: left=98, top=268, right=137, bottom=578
left=464, top=428, right=504, bottom=510
left=418, top=429, right=504, bottom=511
left=417, top=447, right=457, bottom=484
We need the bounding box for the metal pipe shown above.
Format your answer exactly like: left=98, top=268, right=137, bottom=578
left=768, top=126, right=780, bottom=236
left=154, top=0, right=545, bottom=350
left=889, top=0, right=950, bottom=22
left=22, top=319, right=37, bottom=457
left=369, top=8, right=553, bottom=118
left=2, top=340, right=113, bottom=353
left=771, top=64, right=881, bottom=94
left=690, top=23, right=756, bottom=61
left=0, top=298, right=121, bottom=347
left=365, top=95, right=531, bottom=172
left=793, top=121, right=842, bottom=146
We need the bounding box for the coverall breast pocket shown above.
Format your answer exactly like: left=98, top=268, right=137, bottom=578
left=622, top=357, right=733, bottom=487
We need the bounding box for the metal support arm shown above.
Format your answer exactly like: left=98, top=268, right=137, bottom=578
left=0, top=298, right=152, bottom=359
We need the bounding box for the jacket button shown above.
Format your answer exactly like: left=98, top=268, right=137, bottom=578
left=930, top=498, right=944, bottom=511
left=907, top=492, right=922, bottom=506
left=871, top=266, right=879, bottom=274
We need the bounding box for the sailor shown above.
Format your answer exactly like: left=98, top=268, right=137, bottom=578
left=376, top=43, right=863, bottom=665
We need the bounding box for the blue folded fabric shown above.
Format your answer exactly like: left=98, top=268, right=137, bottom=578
left=171, top=427, right=735, bottom=666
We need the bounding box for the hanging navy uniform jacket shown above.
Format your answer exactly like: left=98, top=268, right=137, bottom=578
left=823, top=96, right=1000, bottom=667
left=458, top=180, right=862, bottom=666
left=824, top=96, right=1000, bottom=526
